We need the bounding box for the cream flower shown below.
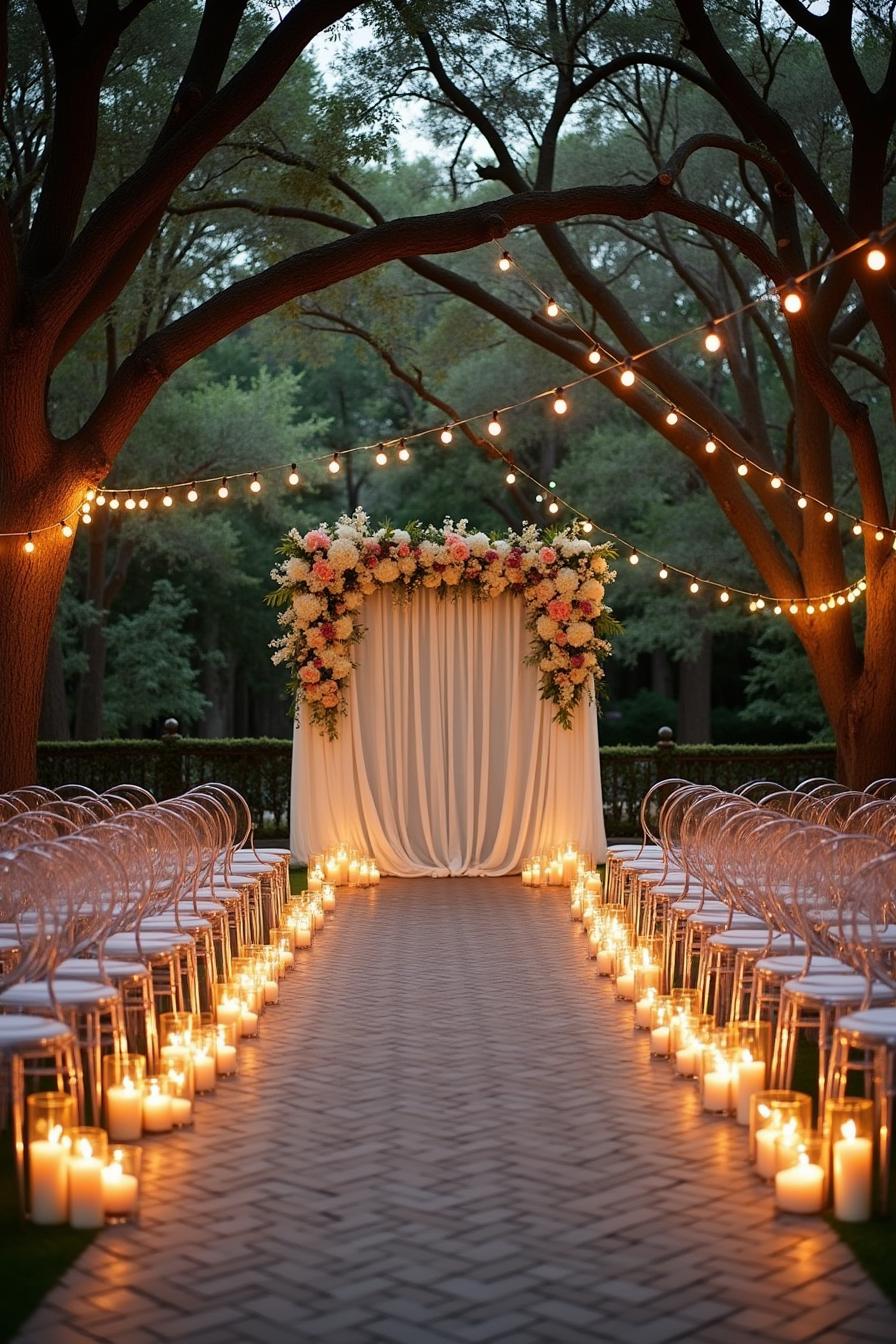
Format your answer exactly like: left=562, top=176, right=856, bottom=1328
left=373, top=558, right=400, bottom=583
left=536, top=615, right=558, bottom=641
left=566, top=621, right=593, bottom=648
left=328, top=539, right=360, bottom=571
left=285, top=557, right=310, bottom=583
left=291, top=592, right=324, bottom=627
left=554, top=567, right=579, bottom=594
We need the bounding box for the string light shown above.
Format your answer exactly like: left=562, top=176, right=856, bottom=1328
left=720, top=590, right=730, bottom=604
left=875, top=528, right=885, bottom=541
left=629, top=549, right=640, bottom=565
left=497, top=251, right=512, bottom=272
left=658, top=565, right=669, bottom=580
left=288, top=464, right=300, bottom=486
left=125, top=492, right=136, bottom=510
left=109, top=494, right=120, bottom=510
left=581, top=521, right=593, bottom=533
left=81, top=501, right=91, bottom=514
left=737, top=460, right=749, bottom=477
left=375, top=445, right=388, bottom=466
left=85, top=489, right=95, bottom=502
left=398, top=440, right=411, bottom=462
left=619, top=360, right=636, bottom=388
left=187, top=483, right=199, bottom=502
left=780, top=282, right=804, bottom=314
left=505, top=464, right=517, bottom=485
left=440, top=426, right=453, bottom=444
left=249, top=472, right=262, bottom=493
left=704, top=438, right=717, bottom=454
left=824, top=509, right=834, bottom=522
left=60, top=521, right=73, bottom=538
left=328, top=454, right=341, bottom=474
left=23, top=532, right=34, bottom=553
left=797, top=495, right=808, bottom=509
left=587, top=348, right=601, bottom=365
left=138, top=494, right=149, bottom=509
left=665, top=407, right=679, bottom=426
left=547, top=498, right=560, bottom=515
left=545, top=298, right=560, bottom=318
left=82, top=512, right=92, bottom=525
left=770, top=475, right=782, bottom=489
left=552, top=388, right=568, bottom=415
left=866, top=238, right=886, bottom=271
left=852, top=519, right=863, bottom=536
left=774, top=604, right=782, bottom=615
left=789, top=602, right=798, bottom=615
left=703, top=323, right=722, bottom=353
left=689, top=578, right=700, bottom=594
left=487, top=412, right=502, bottom=436
left=96, top=493, right=106, bottom=506
left=162, top=490, right=173, bottom=507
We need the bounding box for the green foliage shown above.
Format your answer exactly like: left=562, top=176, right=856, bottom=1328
left=102, top=581, right=209, bottom=735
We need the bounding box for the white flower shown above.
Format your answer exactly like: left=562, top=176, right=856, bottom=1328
left=332, top=656, right=352, bottom=679
left=285, top=557, right=310, bottom=583
left=333, top=616, right=353, bottom=640
left=555, top=567, right=579, bottom=594
left=536, top=615, right=558, bottom=641
left=328, top=539, right=360, bottom=571
left=418, top=540, right=439, bottom=565
left=291, top=592, right=324, bottom=626
left=566, top=621, right=593, bottom=647
left=391, top=529, right=411, bottom=545
left=469, top=532, right=490, bottom=557
left=493, top=539, right=511, bottom=557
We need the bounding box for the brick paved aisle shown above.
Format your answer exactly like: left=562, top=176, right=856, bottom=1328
left=15, top=879, right=896, bottom=1344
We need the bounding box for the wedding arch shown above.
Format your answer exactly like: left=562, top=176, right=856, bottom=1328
left=271, top=513, right=617, bottom=876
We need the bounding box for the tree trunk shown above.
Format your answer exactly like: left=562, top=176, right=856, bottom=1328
left=39, top=630, right=70, bottom=741
left=677, top=630, right=713, bottom=744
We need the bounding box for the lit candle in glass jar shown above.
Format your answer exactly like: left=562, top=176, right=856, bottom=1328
left=775, top=1150, right=825, bottom=1214
left=833, top=1120, right=872, bottom=1222
left=29, top=1124, right=69, bottom=1225
left=68, top=1137, right=105, bottom=1228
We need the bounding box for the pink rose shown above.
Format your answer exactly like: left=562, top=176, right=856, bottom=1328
left=312, top=559, right=335, bottom=582
left=547, top=598, right=572, bottom=622
left=304, top=530, right=330, bottom=551
left=570, top=653, right=585, bottom=668
left=449, top=541, right=470, bottom=563
left=396, top=543, right=411, bottom=558
left=539, top=546, right=557, bottom=565
left=299, top=664, right=321, bottom=684
left=363, top=539, right=382, bottom=556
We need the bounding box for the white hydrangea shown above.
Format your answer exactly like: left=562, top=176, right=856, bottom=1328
left=328, top=539, right=360, bottom=571
left=391, top=529, right=411, bottom=545
left=468, top=532, right=490, bottom=556
left=554, top=567, right=579, bottom=594
left=285, top=557, right=310, bottom=583
left=291, top=592, right=324, bottom=626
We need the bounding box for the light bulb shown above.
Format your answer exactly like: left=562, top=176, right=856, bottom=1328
left=535, top=493, right=543, bottom=503
left=749, top=600, right=757, bottom=612
left=109, top=495, right=120, bottom=510
left=619, top=361, right=635, bottom=388
left=487, top=412, right=502, bottom=436
left=96, top=493, right=106, bottom=506
left=581, top=521, right=593, bottom=533
left=852, top=520, right=862, bottom=536
left=498, top=252, right=511, bottom=272
left=440, top=427, right=453, bottom=445
left=505, top=468, right=517, bottom=485
left=866, top=243, right=886, bottom=272
left=217, top=479, right=229, bottom=499
left=546, top=298, right=560, bottom=318
left=162, top=491, right=173, bottom=507
left=629, top=550, right=639, bottom=565
left=848, top=591, right=857, bottom=602
left=859, top=579, right=867, bottom=591
left=552, top=389, right=568, bottom=415
left=249, top=473, right=261, bottom=493
left=398, top=441, right=411, bottom=462
left=658, top=566, right=669, bottom=580
left=689, top=579, right=700, bottom=594
left=288, top=465, right=300, bottom=486
left=547, top=499, right=559, bottom=515
left=705, top=438, right=717, bottom=454
left=836, top=594, right=846, bottom=605
left=328, top=454, right=341, bottom=475
left=756, top=597, right=765, bottom=609
left=665, top=408, right=679, bottom=426
left=737, top=460, right=749, bottom=477
left=23, top=533, right=35, bottom=553
left=797, top=495, right=808, bottom=509
left=187, top=485, right=198, bottom=502
left=819, top=601, right=828, bottom=612
left=587, top=348, right=601, bottom=365
left=60, top=521, right=73, bottom=538
left=375, top=447, right=388, bottom=466
left=81, top=501, right=91, bottom=514
left=720, top=590, right=730, bottom=604
left=85, top=488, right=96, bottom=502
left=770, top=475, right=782, bottom=489
left=703, top=324, right=722, bottom=352
left=781, top=284, right=803, bottom=314
left=875, top=528, right=885, bottom=541
left=138, top=494, right=149, bottom=509
left=774, top=605, right=782, bottom=615
left=806, top=603, right=815, bottom=614
left=125, top=493, right=136, bottom=510
left=823, top=510, right=834, bottom=522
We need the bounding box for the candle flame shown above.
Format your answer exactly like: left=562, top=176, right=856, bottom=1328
left=841, top=1119, right=858, bottom=1142
left=797, top=1151, right=809, bottom=1166
left=149, top=1080, right=160, bottom=1097
left=48, top=1124, right=64, bottom=1145
left=76, top=1137, right=93, bottom=1159
left=758, top=1104, right=771, bottom=1119
left=122, top=1076, right=136, bottom=1093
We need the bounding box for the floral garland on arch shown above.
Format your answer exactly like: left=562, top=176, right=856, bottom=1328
left=268, top=510, right=619, bottom=739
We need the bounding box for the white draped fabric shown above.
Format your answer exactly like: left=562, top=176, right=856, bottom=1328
left=290, top=588, right=607, bottom=876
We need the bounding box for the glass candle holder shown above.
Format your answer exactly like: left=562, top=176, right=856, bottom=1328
left=306, top=865, right=323, bottom=892
left=701, top=1046, right=736, bottom=1114
left=271, top=929, right=294, bottom=970
left=750, top=1091, right=813, bottom=1172
left=311, top=899, right=325, bottom=931
left=322, top=884, right=337, bottom=913
left=633, top=939, right=663, bottom=997
left=103, top=1053, right=146, bottom=1141
left=634, top=986, right=657, bottom=1031
left=614, top=957, right=636, bottom=1001
left=215, top=1021, right=239, bottom=1077
left=775, top=1132, right=826, bottom=1214
left=165, top=1053, right=194, bottom=1127
left=670, top=988, right=699, bottom=1015
left=585, top=870, right=603, bottom=899
left=191, top=1028, right=218, bottom=1094
left=824, top=1098, right=874, bottom=1222
left=214, top=981, right=242, bottom=1028
left=731, top=1020, right=771, bottom=1061
left=68, top=1127, right=108, bottom=1229
left=649, top=997, right=675, bottom=1057
left=159, top=1011, right=200, bottom=1048
left=142, top=1077, right=173, bottom=1134
left=26, top=1091, right=74, bottom=1225
left=103, top=1145, right=142, bottom=1224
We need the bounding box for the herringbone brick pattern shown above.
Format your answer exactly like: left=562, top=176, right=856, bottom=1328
left=13, top=879, right=896, bottom=1343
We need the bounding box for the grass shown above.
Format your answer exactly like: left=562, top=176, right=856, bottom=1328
left=0, top=1131, right=95, bottom=1343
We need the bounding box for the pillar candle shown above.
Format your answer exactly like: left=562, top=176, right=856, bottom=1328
left=216, top=1042, right=237, bottom=1076
left=735, top=1057, right=767, bottom=1126
left=102, top=1156, right=138, bottom=1218
left=675, top=1044, right=697, bottom=1077
left=616, top=971, right=635, bottom=1000
left=68, top=1142, right=104, bottom=1229
left=775, top=1153, right=825, bottom=1214
left=294, top=924, right=312, bottom=949
left=216, top=998, right=241, bottom=1028
left=833, top=1121, right=873, bottom=1222
left=307, top=871, right=323, bottom=892
left=192, top=1052, right=216, bottom=1093
left=650, top=1025, right=671, bottom=1056
left=635, top=995, right=655, bottom=1030
left=142, top=1083, right=173, bottom=1134
left=171, top=1096, right=192, bottom=1127
left=702, top=1069, right=732, bottom=1112
left=239, top=1007, right=258, bottom=1038
left=264, top=979, right=279, bottom=1005
left=29, top=1129, right=68, bottom=1225
left=106, top=1078, right=143, bottom=1141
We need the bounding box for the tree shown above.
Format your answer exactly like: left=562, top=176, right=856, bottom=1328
left=206, top=0, right=895, bottom=782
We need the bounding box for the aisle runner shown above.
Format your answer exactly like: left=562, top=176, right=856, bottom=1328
left=16, top=881, right=894, bottom=1344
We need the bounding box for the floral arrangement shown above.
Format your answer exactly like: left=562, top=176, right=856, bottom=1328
left=269, top=510, right=618, bottom=738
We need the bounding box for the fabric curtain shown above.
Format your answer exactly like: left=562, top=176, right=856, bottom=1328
left=290, top=588, right=607, bottom=876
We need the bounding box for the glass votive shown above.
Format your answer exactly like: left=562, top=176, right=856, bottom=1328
left=214, top=981, right=242, bottom=1027
left=191, top=1028, right=218, bottom=1094
left=102, top=1145, right=142, bottom=1224
left=775, top=1133, right=826, bottom=1214
left=215, top=1021, right=239, bottom=1077
left=649, top=997, right=675, bottom=1057
left=142, top=1077, right=173, bottom=1134
left=733, top=1049, right=768, bottom=1126
left=670, top=988, right=698, bottom=1015
left=311, top=899, right=325, bottom=931
left=614, top=959, right=635, bottom=1001
left=67, top=1127, right=108, bottom=1229
left=159, top=1011, right=200, bottom=1047
left=701, top=1046, right=736, bottom=1114
left=824, top=1098, right=874, bottom=1222
left=731, top=1020, right=771, bottom=1061
left=103, top=1053, right=146, bottom=1141
left=165, top=1056, right=194, bottom=1127
left=322, top=884, right=337, bottom=913
left=26, top=1091, right=75, bottom=1225
left=272, top=928, right=294, bottom=969
left=750, top=1091, right=813, bottom=1172
left=634, top=986, right=657, bottom=1031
